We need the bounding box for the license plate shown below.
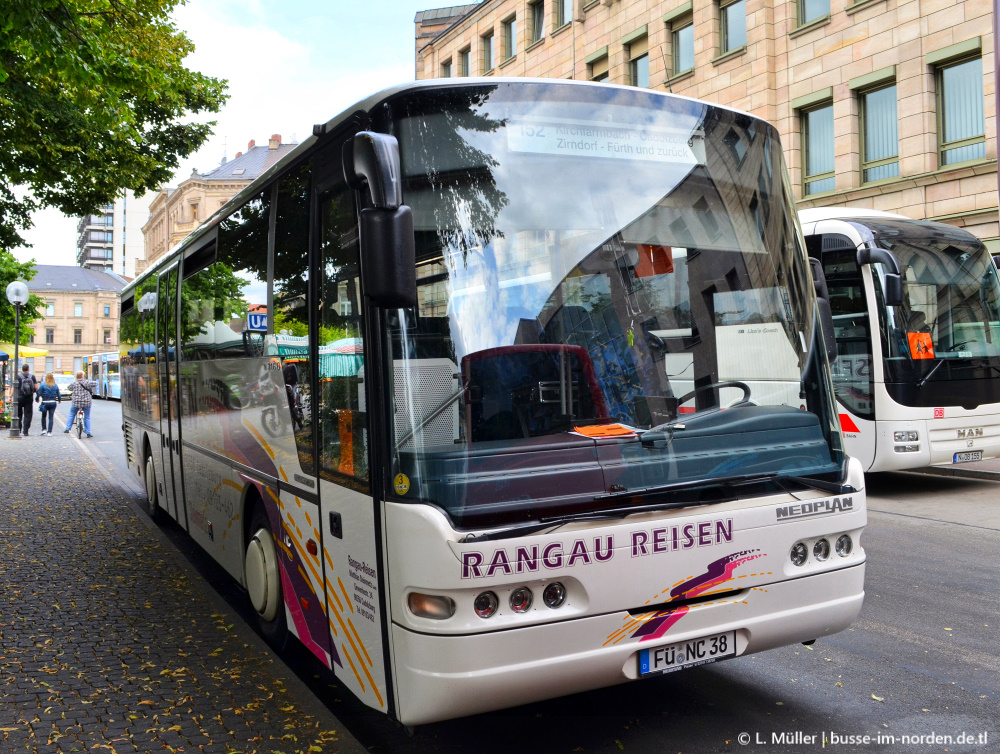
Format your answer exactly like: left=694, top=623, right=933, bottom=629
left=954, top=450, right=983, bottom=463
left=638, top=630, right=737, bottom=676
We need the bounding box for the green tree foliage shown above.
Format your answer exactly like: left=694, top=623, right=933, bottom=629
left=0, top=251, right=42, bottom=343
left=0, top=0, right=229, bottom=250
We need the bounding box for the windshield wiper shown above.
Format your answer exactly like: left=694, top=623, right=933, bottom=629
left=915, top=360, right=944, bottom=388
left=772, top=473, right=855, bottom=495
left=460, top=473, right=781, bottom=543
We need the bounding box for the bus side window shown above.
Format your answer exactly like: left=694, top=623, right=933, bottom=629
left=318, top=180, right=368, bottom=489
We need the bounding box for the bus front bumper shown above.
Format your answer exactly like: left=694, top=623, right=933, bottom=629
left=390, top=562, right=865, bottom=725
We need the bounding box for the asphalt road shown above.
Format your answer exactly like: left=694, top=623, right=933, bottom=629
left=82, top=405, right=1000, bottom=753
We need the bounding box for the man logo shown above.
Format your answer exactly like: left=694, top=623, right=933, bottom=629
left=957, top=428, right=984, bottom=439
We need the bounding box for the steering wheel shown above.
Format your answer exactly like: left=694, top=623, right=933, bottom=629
left=676, top=380, right=752, bottom=410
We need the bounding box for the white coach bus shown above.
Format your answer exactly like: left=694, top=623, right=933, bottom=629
left=800, top=208, right=1000, bottom=472
left=120, top=80, right=866, bottom=725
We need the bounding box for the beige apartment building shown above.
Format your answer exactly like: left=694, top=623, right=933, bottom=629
left=415, top=0, right=998, bottom=249
left=25, top=266, right=126, bottom=376
left=141, top=135, right=298, bottom=273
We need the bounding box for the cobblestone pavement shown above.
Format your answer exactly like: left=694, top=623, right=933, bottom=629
left=0, top=432, right=363, bottom=754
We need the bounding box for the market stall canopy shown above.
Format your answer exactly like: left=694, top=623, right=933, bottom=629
left=0, top=343, right=49, bottom=357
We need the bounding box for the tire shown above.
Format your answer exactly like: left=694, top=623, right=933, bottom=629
left=143, top=451, right=162, bottom=523
left=245, top=504, right=289, bottom=651
left=76, top=415, right=83, bottom=439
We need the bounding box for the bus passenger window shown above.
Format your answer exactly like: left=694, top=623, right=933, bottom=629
left=273, top=161, right=315, bottom=472
left=318, top=182, right=367, bottom=489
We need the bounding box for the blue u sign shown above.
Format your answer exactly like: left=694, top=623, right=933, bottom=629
left=247, top=313, right=268, bottom=332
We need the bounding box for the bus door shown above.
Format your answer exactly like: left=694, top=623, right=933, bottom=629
left=156, top=264, right=187, bottom=526
left=810, top=231, right=878, bottom=469
left=311, top=137, right=389, bottom=714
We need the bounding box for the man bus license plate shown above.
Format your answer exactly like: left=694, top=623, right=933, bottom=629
left=639, top=630, right=737, bottom=676
left=954, top=450, right=982, bottom=463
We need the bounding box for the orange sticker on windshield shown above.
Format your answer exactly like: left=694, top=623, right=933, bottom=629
left=907, top=332, right=934, bottom=359
left=574, top=424, right=637, bottom=438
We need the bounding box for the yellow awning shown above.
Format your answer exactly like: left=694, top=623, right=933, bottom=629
left=0, top=343, right=49, bottom=357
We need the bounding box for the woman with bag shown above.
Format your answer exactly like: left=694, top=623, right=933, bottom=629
left=36, top=373, right=61, bottom=436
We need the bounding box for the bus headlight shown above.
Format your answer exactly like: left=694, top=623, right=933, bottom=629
left=542, top=582, right=567, bottom=608
left=813, top=538, right=831, bottom=561
left=836, top=534, right=853, bottom=557
left=407, top=592, right=456, bottom=620
left=474, top=591, right=499, bottom=619
left=509, top=587, right=533, bottom=613
left=894, top=431, right=918, bottom=442
left=790, top=542, right=808, bottom=566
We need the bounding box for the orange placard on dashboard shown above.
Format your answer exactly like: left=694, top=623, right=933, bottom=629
left=634, top=245, right=674, bottom=277
left=907, top=332, right=934, bottom=360
left=574, top=424, right=637, bottom=438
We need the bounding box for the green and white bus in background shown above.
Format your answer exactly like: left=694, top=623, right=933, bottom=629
left=120, top=79, right=866, bottom=725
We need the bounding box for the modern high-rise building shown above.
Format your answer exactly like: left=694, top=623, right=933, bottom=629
left=414, top=0, right=998, bottom=250
left=75, top=190, right=155, bottom=279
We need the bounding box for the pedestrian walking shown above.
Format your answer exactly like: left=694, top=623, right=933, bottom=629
left=36, top=372, right=61, bottom=436
left=15, top=364, right=37, bottom=436
left=63, top=370, right=97, bottom=438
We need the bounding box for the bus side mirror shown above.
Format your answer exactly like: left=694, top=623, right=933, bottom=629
left=856, top=245, right=903, bottom=307
left=344, top=132, right=417, bottom=308
left=882, top=273, right=903, bottom=307
left=809, top=258, right=838, bottom=364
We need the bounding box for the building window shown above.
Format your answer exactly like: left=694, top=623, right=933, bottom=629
left=530, top=1, right=545, bottom=43
left=74, top=329, right=82, bottom=345
left=557, top=0, right=572, bottom=28
left=482, top=31, right=495, bottom=73
left=191, top=203, right=199, bottom=221
left=104, top=329, right=112, bottom=344
left=45, top=301, right=55, bottom=316
left=46, top=328, right=54, bottom=344
left=104, top=304, right=111, bottom=318
left=503, top=16, right=517, bottom=60
left=28, top=331, right=35, bottom=344
left=590, top=55, right=609, bottom=82
left=803, top=103, right=836, bottom=195
left=861, top=84, right=899, bottom=182
left=74, top=302, right=83, bottom=317
left=460, top=47, right=471, bottom=76
left=672, top=22, right=694, bottom=75
left=628, top=37, right=649, bottom=88
left=45, top=357, right=53, bottom=374
left=721, top=0, right=747, bottom=53
left=938, top=57, right=986, bottom=165
left=799, top=0, right=829, bottom=25
left=441, top=58, right=452, bottom=77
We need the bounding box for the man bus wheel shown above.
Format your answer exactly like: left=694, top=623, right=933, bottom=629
left=245, top=503, right=289, bottom=651
left=143, top=451, right=161, bottom=523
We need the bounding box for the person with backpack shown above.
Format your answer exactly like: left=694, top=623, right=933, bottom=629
left=36, top=372, right=61, bottom=436
left=63, top=370, right=97, bottom=438
left=15, top=364, right=37, bottom=437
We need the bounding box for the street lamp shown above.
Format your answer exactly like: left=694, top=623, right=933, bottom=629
left=5, top=280, right=29, bottom=439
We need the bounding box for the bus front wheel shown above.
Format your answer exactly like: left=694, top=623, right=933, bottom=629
left=245, top=505, right=289, bottom=651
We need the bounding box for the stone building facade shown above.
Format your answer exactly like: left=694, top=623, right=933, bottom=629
left=140, top=135, right=298, bottom=273
left=415, top=0, right=998, bottom=249
left=25, top=266, right=126, bottom=376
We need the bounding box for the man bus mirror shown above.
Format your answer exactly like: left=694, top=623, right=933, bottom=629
left=344, top=131, right=417, bottom=308
left=856, top=244, right=903, bottom=306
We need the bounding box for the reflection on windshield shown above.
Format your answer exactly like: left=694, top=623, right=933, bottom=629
left=384, top=83, right=841, bottom=525
left=867, top=219, right=1000, bottom=362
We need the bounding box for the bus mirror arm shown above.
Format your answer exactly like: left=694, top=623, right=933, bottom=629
left=856, top=244, right=903, bottom=306
left=345, top=132, right=418, bottom=308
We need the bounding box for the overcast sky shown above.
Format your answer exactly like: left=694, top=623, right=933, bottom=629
left=12, top=0, right=441, bottom=267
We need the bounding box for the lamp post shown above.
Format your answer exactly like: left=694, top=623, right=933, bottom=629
left=5, top=280, right=29, bottom=439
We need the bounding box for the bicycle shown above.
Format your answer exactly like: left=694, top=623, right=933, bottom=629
left=76, top=408, right=84, bottom=439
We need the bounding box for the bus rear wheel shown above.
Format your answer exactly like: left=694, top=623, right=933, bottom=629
left=245, top=505, right=289, bottom=651
left=143, top=452, right=161, bottom=523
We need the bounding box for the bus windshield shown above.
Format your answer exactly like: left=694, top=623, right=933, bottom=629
left=863, top=219, right=1000, bottom=368
left=383, top=83, right=842, bottom=526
